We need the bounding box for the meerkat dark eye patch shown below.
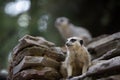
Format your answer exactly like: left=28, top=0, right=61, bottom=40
left=79, top=40, right=83, bottom=45
left=60, top=19, right=64, bottom=22
left=70, top=39, right=76, bottom=42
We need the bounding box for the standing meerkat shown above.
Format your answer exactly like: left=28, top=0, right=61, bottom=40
left=61, top=37, right=91, bottom=79
left=55, top=17, right=92, bottom=44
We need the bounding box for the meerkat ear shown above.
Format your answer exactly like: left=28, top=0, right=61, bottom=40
left=79, top=40, right=83, bottom=45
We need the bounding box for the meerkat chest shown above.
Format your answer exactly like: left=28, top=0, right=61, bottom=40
left=71, top=50, right=87, bottom=62
left=68, top=51, right=81, bottom=62
left=69, top=51, right=84, bottom=68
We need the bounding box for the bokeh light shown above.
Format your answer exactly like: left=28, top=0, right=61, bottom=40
left=4, top=0, right=31, bottom=16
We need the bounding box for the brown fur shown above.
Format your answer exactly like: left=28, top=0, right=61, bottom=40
left=60, top=37, right=91, bottom=79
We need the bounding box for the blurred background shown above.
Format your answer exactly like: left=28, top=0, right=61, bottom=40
left=0, top=0, right=120, bottom=69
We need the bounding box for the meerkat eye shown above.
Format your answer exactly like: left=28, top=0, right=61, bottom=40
left=60, top=19, right=64, bottom=22
left=79, top=40, right=83, bottom=45
left=70, top=39, right=76, bottom=42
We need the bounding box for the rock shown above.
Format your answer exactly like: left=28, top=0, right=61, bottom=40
left=13, top=56, right=60, bottom=75
left=13, top=67, right=61, bottom=80
left=12, top=46, right=65, bottom=67
left=93, top=46, right=120, bottom=62
left=19, top=35, right=55, bottom=47
left=8, top=35, right=64, bottom=80
left=12, top=46, right=44, bottom=67
left=44, top=48, right=65, bottom=62
left=87, top=32, right=120, bottom=59
left=13, top=35, right=55, bottom=56
left=97, top=75, right=120, bottom=80
left=87, top=56, right=120, bottom=78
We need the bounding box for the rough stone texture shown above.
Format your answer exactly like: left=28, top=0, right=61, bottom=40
left=87, top=32, right=120, bottom=59
left=12, top=35, right=55, bottom=56
left=12, top=46, right=64, bottom=67
left=13, top=56, right=60, bottom=74
left=13, top=67, right=60, bottom=80
left=87, top=56, right=120, bottom=78
left=97, top=75, right=120, bottom=80
left=93, top=46, right=120, bottom=62
left=12, top=46, right=44, bottom=67
left=8, top=35, right=65, bottom=80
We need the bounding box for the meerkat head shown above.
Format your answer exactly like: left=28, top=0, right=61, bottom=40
left=55, top=17, right=70, bottom=27
left=65, top=37, right=84, bottom=49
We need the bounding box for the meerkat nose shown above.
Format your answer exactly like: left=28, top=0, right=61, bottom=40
left=66, top=42, right=71, bottom=46
left=59, top=18, right=64, bottom=22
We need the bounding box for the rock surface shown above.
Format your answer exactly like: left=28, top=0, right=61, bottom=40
left=87, top=32, right=120, bottom=59
left=13, top=67, right=60, bottom=80
left=8, top=35, right=65, bottom=80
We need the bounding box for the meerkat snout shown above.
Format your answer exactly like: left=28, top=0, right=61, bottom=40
left=65, top=42, right=71, bottom=46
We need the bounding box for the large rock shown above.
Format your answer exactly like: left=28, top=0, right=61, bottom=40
left=8, top=35, right=65, bottom=80
left=98, top=75, right=120, bottom=80
left=12, top=46, right=64, bottom=67
left=13, top=67, right=60, bottom=80
left=13, top=56, right=60, bottom=74
left=87, top=56, right=120, bottom=78
left=87, top=32, right=120, bottom=59
left=93, top=46, right=120, bottom=62
left=12, top=35, right=55, bottom=56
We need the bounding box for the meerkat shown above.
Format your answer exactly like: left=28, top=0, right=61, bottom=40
left=61, top=37, right=91, bottom=79
left=55, top=17, right=92, bottom=44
